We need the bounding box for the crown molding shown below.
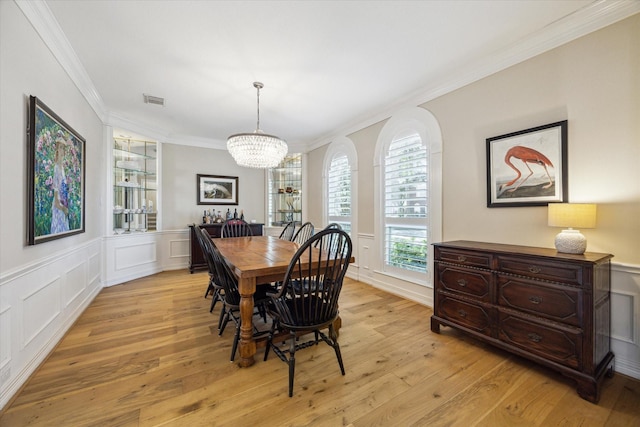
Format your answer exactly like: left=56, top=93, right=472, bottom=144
left=17, top=0, right=107, bottom=122
left=306, top=0, right=640, bottom=152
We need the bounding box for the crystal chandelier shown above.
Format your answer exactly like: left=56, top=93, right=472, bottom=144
left=227, top=82, right=288, bottom=168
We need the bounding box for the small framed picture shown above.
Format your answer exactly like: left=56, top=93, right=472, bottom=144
left=197, top=174, right=238, bottom=205
left=27, top=96, right=86, bottom=244
left=486, top=120, right=567, bottom=207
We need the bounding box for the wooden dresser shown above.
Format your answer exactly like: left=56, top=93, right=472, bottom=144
left=431, top=240, right=614, bottom=403
left=188, top=223, right=264, bottom=273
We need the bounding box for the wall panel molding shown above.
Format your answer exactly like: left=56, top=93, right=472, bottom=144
left=0, top=239, right=102, bottom=410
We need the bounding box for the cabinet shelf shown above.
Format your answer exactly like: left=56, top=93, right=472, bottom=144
left=113, top=147, right=156, bottom=160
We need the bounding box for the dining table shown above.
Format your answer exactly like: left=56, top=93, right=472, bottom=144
left=211, top=235, right=330, bottom=367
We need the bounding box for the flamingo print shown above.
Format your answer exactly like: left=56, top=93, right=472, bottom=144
left=499, top=145, right=554, bottom=193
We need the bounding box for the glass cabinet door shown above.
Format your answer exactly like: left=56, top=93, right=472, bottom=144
left=112, top=138, right=157, bottom=233
left=267, top=154, right=303, bottom=227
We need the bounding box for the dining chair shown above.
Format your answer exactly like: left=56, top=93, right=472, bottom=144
left=278, top=221, right=296, bottom=241
left=323, top=223, right=343, bottom=230
left=264, top=228, right=353, bottom=397
left=193, top=225, right=224, bottom=314
left=291, top=221, right=314, bottom=245
left=201, top=232, right=271, bottom=361
left=221, top=219, right=253, bottom=238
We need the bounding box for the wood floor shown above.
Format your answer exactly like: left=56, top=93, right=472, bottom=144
left=1, top=270, right=638, bottom=426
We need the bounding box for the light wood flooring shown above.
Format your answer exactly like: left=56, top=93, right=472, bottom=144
left=1, top=270, right=639, bottom=426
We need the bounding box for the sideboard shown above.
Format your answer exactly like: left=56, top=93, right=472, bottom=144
left=431, top=240, right=614, bottom=403
left=188, top=223, right=264, bottom=273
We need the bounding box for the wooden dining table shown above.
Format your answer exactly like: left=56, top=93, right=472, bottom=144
left=211, top=235, right=307, bottom=367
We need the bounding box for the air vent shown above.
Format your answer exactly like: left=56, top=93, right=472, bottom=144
left=143, top=94, right=165, bottom=106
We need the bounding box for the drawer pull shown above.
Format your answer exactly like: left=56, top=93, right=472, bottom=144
left=457, top=279, right=468, bottom=287
left=457, top=255, right=467, bottom=262
left=528, top=333, right=542, bottom=343
left=457, top=309, right=468, bottom=318
left=528, top=266, right=541, bottom=274
left=529, top=296, right=543, bottom=305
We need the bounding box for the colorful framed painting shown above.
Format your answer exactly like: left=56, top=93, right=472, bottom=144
left=27, top=96, right=86, bottom=244
left=486, top=120, right=568, bottom=207
left=197, top=174, right=238, bottom=205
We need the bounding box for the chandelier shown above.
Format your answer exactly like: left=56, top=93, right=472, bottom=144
left=227, top=82, right=288, bottom=168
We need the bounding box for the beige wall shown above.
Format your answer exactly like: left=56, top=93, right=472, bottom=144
left=307, top=13, right=639, bottom=264
left=162, top=144, right=266, bottom=229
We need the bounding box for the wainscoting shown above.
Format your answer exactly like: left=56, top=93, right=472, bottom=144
left=0, top=239, right=101, bottom=410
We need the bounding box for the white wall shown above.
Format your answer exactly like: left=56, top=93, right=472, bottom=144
left=0, top=1, right=104, bottom=409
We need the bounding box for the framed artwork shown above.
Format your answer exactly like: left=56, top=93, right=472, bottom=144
left=27, top=96, right=86, bottom=245
left=486, top=120, right=567, bottom=207
left=197, top=174, right=238, bottom=205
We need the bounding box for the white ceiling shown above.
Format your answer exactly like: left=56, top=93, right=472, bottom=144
left=41, top=0, right=636, bottom=151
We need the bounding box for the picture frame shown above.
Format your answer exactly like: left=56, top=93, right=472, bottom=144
left=197, top=174, right=238, bottom=205
left=27, top=96, right=86, bottom=244
left=486, top=120, right=568, bottom=207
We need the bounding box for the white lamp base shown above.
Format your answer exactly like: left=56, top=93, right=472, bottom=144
left=554, top=229, right=587, bottom=254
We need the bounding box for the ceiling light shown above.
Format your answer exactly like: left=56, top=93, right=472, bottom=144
left=227, top=82, right=288, bottom=168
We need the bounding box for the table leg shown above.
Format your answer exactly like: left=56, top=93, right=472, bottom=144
left=237, top=276, right=257, bottom=367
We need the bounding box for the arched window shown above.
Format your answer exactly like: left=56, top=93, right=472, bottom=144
left=384, top=130, right=427, bottom=273
left=323, top=137, right=357, bottom=236
left=327, top=153, right=352, bottom=233
left=374, top=107, right=442, bottom=285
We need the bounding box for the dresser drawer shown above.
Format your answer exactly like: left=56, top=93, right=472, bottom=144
left=437, top=295, right=492, bottom=336
left=436, top=248, right=492, bottom=269
left=497, top=256, right=583, bottom=286
left=437, top=264, right=491, bottom=302
left=498, top=313, right=581, bottom=369
left=498, top=277, right=581, bottom=327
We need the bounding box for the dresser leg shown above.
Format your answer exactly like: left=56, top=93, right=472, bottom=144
left=431, top=316, right=440, bottom=333
left=575, top=377, right=599, bottom=403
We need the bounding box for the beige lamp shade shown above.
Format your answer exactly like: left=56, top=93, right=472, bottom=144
left=548, top=203, right=596, bottom=254
left=548, top=203, right=596, bottom=229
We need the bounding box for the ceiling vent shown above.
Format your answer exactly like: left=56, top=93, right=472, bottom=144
left=143, top=94, right=165, bottom=106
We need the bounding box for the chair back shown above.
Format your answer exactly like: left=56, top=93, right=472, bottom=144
left=291, top=221, right=314, bottom=245
left=193, top=225, right=215, bottom=274
left=279, top=221, right=296, bottom=241
left=221, top=219, right=253, bottom=238
left=270, top=228, right=352, bottom=329
left=199, top=228, right=241, bottom=306
left=324, top=223, right=343, bottom=230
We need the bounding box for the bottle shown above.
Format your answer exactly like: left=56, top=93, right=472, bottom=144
left=203, top=210, right=207, bottom=224
left=233, top=208, right=238, bottom=219
left=226, top=208, right=231, bottom=220
left=240, top=210, right=244, bottom=220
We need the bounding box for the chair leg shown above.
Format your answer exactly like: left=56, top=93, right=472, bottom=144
left=329, top=324, right=345, bottom=375
left=231, top=322, right=240, bottom=362
left=219, top=310, right=230, bottom=336
left=217, top=303, right=226, bottom=330
left=209, top=289, right=220, bottom=313
left=288, top=335, right=296, bottom=397
left=263, top=319, right=278, bottom=361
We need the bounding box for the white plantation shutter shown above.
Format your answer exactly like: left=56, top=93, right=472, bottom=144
left=384, top=132, right=428, bottom=274
left=327, top=153, right=351, bottom=233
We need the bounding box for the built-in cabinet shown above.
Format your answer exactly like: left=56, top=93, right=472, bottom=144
left=431, top=240, right=614, bottom=403
left=265, top=154, right=306, bottom=236
left=112, top=137, right=158, bottom=233
left=267, top=153, right=303, bottom=227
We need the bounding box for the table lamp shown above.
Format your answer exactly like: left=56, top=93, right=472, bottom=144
left=548, top=203, right=596, bottom=254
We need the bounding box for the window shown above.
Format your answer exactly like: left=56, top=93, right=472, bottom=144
left=374, top=107, right=442, bottom=287
left=327, top=153, right=352, bottom=233
left=384, top=131, right=428, bottom=274
left=323, top=137, right=357, bottom=237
